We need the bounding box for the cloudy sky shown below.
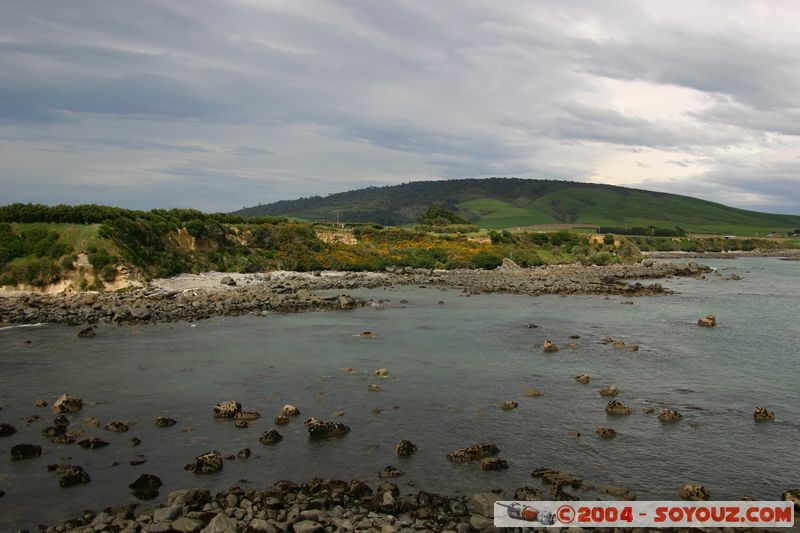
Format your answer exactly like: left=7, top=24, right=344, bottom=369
left=2, top=1, right=799, bottom=214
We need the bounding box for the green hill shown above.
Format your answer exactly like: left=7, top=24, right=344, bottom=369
left=232, top=178, right=800, bottom=235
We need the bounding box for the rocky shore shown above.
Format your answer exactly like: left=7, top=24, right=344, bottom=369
left=643, top=249, right=800, bottom=260
left=0, top=261, right=709, bottom=326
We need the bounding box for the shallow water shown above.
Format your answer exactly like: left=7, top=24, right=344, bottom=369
left=0, top=258, right=798, bottom=529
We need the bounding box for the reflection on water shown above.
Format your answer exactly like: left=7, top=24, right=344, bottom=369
left=0, top=258, right=798, bottom=529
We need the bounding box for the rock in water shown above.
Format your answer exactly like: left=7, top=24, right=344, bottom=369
left=76, top=326, right=96, bottom=338
left=447, top=443, right=499, bottom=463
left=543, top=340, right=560, bottom=353
left=678, top=483, right=709, bottom=501
left=129, top=473, right=162, bottom=500
left=77, top=437, right=109, bottom=449
left=184, top=451, right=223, bottom=474
left=596, top=427, right=618, bottom=439
left=10, top=443, right=42, bottom=461
left=501, top=400, right=518, bottom=410
left=104, top=421, right=130, bottom=432
left=274, top=415, right=289, bottom=425
left=379, top=466, right=405, bottom=478
left=658, top=408, right=683, bottom=422
left=532, top=467, right=583, bottom=488
left=754, top=407, right=775, bottom=421
left=259, top=429, right=283, bottom=445
left=396, top=440, right=417, bottom=457
left=53, top=394, right=83, bottom=414
left=212, top=400, right=241, bottom=418
left=304, top=417, right=350, bottom=439
left=51, top=465, right=91, bottom=487
left=697, top=315, right=717, bottom=327
left=481, top=458, right=509, bottom=471
left=524, top=389, right=544, bottom=397
left=154, top=416, right=177, bottom=427
left=599, top=385, right=620, bottom=397
left=575, top=374, right=590, bottom=384
left=234, top=410, right=260, bottom=421
left=367, top=384, right=382, bottom=392
left=0, top=423, right=17, bottom=437
left=281, top=404, right=300, bottom=416
left=605, top=400, right=632, bottom=415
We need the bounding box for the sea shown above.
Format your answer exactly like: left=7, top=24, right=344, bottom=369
left=0, top=257, right=798, bottom=529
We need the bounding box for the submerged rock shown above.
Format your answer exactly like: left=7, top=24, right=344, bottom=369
left=480, top=458, right=509, bottom=471
left=11, top=443, right=42, bottom=461
left=367, top=384, right=382, bottom=392
left=53, top=393, right=83, bottom=414
left=697, top=315, right=717, bottom=327
left=599, top=385, right=620, bottom=397
left=76, top=326, right=96, bottom=338
left=104, top=421, right=130, bottom=432
left=184, top=451, right=223, bottom=474
left=274, top=415, right=290, bottom=426
left=501, top=400, right=518, bottom=410
left=372, top=368, right=390, bottom=377
left=532, top=467, right=583, bottom=489
left=129, top=436, right=142, bottom=446
left=447, top=443, right=499, bottom=463
left=50, top=464, right=91, bottom=487
left=234, top=410, right=260, bottom=421
left=0, top=423, right=17, bottom=437
left=678, top=483, right=709, bottom=501
left=754, top=407, right=775, bottom=421
left=596, top=427, right=618, bottom=439
left=212, top=400, right=241, bottom=418
left=575, top=374, right=590, bottom=384
left=524, top=388, right=544, bottom=397
left=304, top=417, right=350, bottom=439
left=605, top=400, right=632, bottom=415
left=395, top=440, right=417, bottom=457
left=658, top=408, right=683, bottom=423
left=154, top=417, right=177, bottom=427
left=234, top=420, right=249, bottom=428
left=378, top=466, right=405, bottom=478
left=259, top=429, right=283, bottom=445
left=78, top=437, right=110, bottom=449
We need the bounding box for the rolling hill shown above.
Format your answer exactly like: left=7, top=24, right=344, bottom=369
left=233, top=178, right=800, bottom=235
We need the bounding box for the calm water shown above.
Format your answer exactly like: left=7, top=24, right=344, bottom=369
left=1, top=258, right=798, bottom=529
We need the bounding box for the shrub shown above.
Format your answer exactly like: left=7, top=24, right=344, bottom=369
left=471, top=252, right=503, bottom=269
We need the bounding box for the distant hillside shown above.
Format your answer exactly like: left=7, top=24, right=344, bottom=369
left=233, top=178, right=800, bottom=234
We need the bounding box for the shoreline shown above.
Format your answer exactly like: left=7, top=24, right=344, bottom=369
left=0, top=261, right=709, bottom=326
left=642, top=249, right=800, bottom=259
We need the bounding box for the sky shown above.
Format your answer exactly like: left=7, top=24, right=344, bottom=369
left=1, top=1, right=800, bottom=214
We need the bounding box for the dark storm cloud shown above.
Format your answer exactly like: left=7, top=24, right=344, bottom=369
left=0, top=0, right=798, bottom=212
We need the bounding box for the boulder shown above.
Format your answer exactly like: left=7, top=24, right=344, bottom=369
left=259, top=429, right=283, bottom=445
left=0, top=423, right=17, bottom=437
left=754, top=407, right=775, bottom=421
left=599, top=385, right=620, bottom=397
left=304, top=417, right=350, bottom=439
left=498, top=257, right=523, bottom=272
left=697, top=315, right=716, bottom=327
left=78, top=437, right=110, bottom=449
left=203, top=512, right=237, bottom=533
left=658, top=409, right=683, bottom=423
left=77, top=326, right=96, bottom=338
left=281, top=404, right=300, bottom=416
left=501, top=400, right=518, bottom=410
left=543, top=340, right=559, bottom=353
left=596, top=427, right=617, bottom=439
left=524, top=388, right=544, bottom=397
left=605, top=400, right=632, bottom=415
left=480, top=457, right=509, bottom=471
left=154, top=416, right=177, bottom=427
left=782, top=489, right=799, bottom=512
left=53, top=393, right=83, bottom=414
left=104, top=421, right=130, bottom=432
left=10, top=443, right=42, bottom=461
left=469, top=493, right=500, bottom=517
left=678, top=483, right=709, bottom=501
left=171, top=517, right=202, bottom=533
left=219, top=276, right=237, bottom=286
left=447, top=443, right=499, bottom=463
left=379, top=466, right=405, bottom=478
left=212, top=400, right=241, bottom=418
left=274, top=415, right=290, bottom=425
left=184, top=451, right=223, bottom=474
left=575, top=374, right=590, bottom=384
left=396, top=439, right=417, bottom=457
